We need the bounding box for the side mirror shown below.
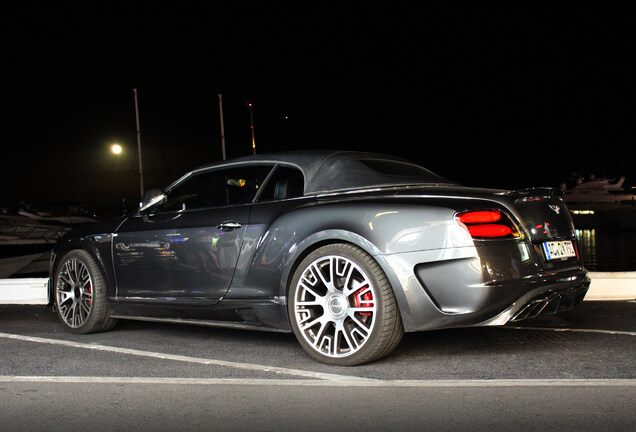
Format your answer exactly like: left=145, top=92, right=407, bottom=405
left=139, top=189, right=166, bottom=213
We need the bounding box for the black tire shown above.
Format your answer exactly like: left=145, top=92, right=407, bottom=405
left=54, top=249, right=118, bottom=334
left=288, top=243, right=404, bottom=366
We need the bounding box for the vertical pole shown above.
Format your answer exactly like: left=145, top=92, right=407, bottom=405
left=133, top=88, right=144, bottom=196
left=248, top=103, right=256, bottom=155
left=218, top=94, right=227, bottom=160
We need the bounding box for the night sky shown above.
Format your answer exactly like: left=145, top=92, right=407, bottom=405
left=2, top=4, right=634, bottom=215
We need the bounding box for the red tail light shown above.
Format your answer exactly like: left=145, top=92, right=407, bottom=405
left=455, top=210, right=520, bottom=239
left=457, top=210, right=502, bottom=224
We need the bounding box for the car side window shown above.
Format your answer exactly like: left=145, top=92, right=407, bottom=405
left=160, top=165, right=273, bottom=212
left=257, top=166, right=305, bottom=201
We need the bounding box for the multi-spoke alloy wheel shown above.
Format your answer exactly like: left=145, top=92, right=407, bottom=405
left=54, top=250, right=117, bottom=334
left=289, top=244, right=403, bottom=366
left=56, top=257, right=93, bottom=328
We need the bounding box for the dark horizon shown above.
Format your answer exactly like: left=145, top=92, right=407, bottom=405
left=2, top=5, right=634, bottom=214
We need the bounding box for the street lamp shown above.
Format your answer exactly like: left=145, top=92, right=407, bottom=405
left=111, top=143, right=122, bottom=155
left=109, top=143, right=124, bottom=216
left=248, top=103, right=256, bottom=155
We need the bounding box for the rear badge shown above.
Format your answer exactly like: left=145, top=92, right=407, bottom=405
left=549, top=204, right=560, bottom=214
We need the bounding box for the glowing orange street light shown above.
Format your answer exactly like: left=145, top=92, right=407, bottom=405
left=248, top=103, right=256, bottom=155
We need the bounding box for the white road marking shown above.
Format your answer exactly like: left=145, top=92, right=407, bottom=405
left=0, top=332, right=373, bottom=382
left=2, top=326, right=634, bottom=385
left=505, top=326, right=636, bottom=337
left=0, top=376, right=635, bottom=388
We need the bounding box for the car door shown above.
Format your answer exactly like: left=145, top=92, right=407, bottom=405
left=112, top=164, right=273, bottom=306
left=226, top=165, right=309, bottom=299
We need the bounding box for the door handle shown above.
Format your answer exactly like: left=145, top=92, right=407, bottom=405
left=217, top=221, right=242, bottom=231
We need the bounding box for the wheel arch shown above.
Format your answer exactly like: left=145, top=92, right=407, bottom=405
left=49, top=235, right=115, bottom=305
left=278, top=229, right=413, bottom=331
left=280, top=229, right=383, bottom=295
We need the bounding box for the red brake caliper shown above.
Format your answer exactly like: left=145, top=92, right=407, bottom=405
left=354, top=288, right=373, bottom=316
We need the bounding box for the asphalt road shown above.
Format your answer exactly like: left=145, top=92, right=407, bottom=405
left=1, top=301, right=635, bottom=431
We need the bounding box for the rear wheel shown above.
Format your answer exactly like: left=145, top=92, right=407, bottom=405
left=54, top=249, right=117, bottom=334
left=288, top=244, right=403, bottom=365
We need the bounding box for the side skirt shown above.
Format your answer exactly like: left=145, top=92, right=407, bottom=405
left=108, top=314, right=290, bottom=333
left=108, top=296, right=291, bottom=333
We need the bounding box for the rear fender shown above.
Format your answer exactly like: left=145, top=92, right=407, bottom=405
left=278, top=227, right=440, bottom=332
left=278, top=228, right=384, bottom=296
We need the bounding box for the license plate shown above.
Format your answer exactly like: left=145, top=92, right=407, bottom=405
left=542, top=240, right=576, bottom=260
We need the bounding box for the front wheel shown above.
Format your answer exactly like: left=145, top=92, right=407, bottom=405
left=288, top=244, right=404, bottom=366
left=54, top=249, right=117, bottom=334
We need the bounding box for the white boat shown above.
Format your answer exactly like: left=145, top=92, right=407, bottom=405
left=563, top=176, right=635, bottom=205
left=0, top=213, right=71, bottom=278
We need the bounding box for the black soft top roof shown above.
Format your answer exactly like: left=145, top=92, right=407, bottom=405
left=180, top=150, right=452, bottom=194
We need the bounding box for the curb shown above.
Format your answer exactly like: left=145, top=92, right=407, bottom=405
left=1, top=273, right=635, bottom=306
left=585, top=272, right=636, bottom=301
left=0, top=278, right=48, bottom=305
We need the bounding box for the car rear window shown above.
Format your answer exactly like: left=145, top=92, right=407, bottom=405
left=360, top=159, right=439, bottom=178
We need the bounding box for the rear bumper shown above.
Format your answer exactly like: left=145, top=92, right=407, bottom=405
left=509, top=283, right=589, bottom=322
left=476, top=273, right=590, bottom=326
left=379, top=247, right=590, bottom=332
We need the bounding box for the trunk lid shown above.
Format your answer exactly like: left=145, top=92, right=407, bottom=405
left=501, top=188, right=576, bottom=242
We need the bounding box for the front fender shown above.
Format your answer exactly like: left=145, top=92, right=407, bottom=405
left=48, top=233, right=116, bottom=304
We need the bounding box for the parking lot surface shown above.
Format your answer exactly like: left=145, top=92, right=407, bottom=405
left=1, top=301, right=635, bottom=431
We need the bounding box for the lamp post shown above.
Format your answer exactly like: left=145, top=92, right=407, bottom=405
left=218, top=94, right=226, bottom=160
left=133, top=88, right=144, bottom=196
left=248, top=103, right=256, bottom=155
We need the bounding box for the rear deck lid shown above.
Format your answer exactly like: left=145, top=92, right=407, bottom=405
left=503, top=188, right=576, bottom=242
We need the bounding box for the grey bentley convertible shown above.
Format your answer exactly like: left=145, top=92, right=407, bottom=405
left=50, top=150, right=589, bottom=365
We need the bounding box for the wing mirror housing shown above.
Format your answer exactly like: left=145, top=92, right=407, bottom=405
left=139, top=189, right=166, bottom=213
